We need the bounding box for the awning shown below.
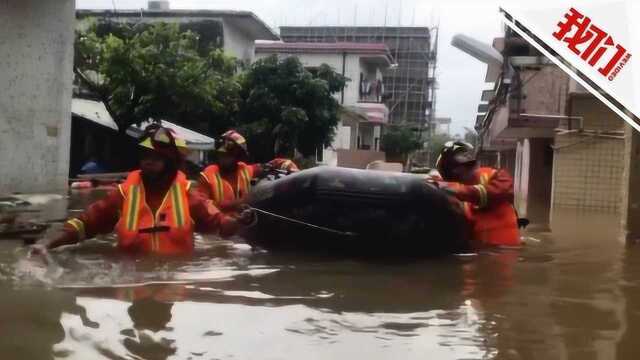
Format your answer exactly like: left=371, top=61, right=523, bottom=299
left=344, top=103, right=389, bottom=124
left=127, top=120, right=215, bottom=151
left=71, top=98, right=215, bottom=151
left=71, top=98, right=118, bottom=131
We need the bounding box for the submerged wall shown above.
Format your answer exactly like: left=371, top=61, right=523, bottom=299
left=0, top=0, right=75, bottom=193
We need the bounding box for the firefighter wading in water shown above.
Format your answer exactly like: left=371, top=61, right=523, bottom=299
left=31, top=125, right=256, bottom=255
left=198, top=130, right=299, bottom=212
left=431, top=141, right=520, bottom=248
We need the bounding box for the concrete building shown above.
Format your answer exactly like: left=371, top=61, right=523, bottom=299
left=464, top=31, right=565, bottom=227
left=255, top=41, right=394, bottom=168
left=70, top=2, right=278, bottom=178
left=76, top=2, right=279, bottom=64
left=463, top=28, right=629, bottom=229
left=433, top=117, right=452, bottom=136
left=279, top=26, right=437, bottom=130
left=552, top=81, right=626, bottom=215
left=0, top=0, right=75, bottom=194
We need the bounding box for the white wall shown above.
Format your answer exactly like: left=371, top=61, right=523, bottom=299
left=317, top=124, right=351, bottom=166
left=222, top=20, right=255, bottom=63
left=514, top=139, right=530, bottom=217
left=255, top=51, right=389, bottom=166
left=0, top=0, right=74, bottom=193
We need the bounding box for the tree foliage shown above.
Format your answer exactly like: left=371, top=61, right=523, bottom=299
left=74, top=22, right=240, bottom=134
left=75, top=24, right=350, bottom=163
left=236, top=55, right=348, bottom=161
left=425, top=133, right=453, bottom=167
left=381, top=125, right=423, bottom=158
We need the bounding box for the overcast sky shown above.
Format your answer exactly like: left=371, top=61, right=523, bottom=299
left=76, top=0, right=513, bottom=136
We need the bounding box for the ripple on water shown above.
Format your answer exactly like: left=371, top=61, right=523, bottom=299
left=52, top=298, right=495, bottom=360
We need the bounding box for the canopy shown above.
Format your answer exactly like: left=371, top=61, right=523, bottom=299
left=71, top=99, right=215, bottom=151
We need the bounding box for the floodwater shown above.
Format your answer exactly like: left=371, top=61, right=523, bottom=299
left=1, top=189, right=639, bottom=359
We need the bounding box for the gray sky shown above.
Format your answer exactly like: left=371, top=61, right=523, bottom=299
left=76, top=0, right=510, bottom=136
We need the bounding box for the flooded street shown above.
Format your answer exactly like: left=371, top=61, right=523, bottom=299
left=1, top=191, right=639, bottom=359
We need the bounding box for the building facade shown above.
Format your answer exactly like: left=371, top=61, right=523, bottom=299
left=76, top=5, right=279, bottom=65
left=465, top=28, right=628, bottom=229
left=71, top=3, right=279, bottom=177
left=255, top=42, right=394, bottom=168
left=279, top=26, right=436, bottom=130
left=0, top=0, right=75, bottom=193
left=433, top=117, right=452, bottom=136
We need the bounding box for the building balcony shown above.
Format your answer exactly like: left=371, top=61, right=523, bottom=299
left=358, top=94, right=384, bottom=103
left=344, top=102, right=390, bottom=125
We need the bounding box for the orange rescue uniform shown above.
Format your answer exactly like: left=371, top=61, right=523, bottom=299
left=116, top=170, right=193, bottom=254
left=267, top=158, right=300, bottom=172
left=61, top=170, right=236, bottom=255
left=439, top=167, right=520, bottom=248
left=199, top=162, right=257, bottom=207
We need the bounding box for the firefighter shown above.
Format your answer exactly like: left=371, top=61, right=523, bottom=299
left=31, top=125, right=255, bottom=255
left=199, top=130, right=263, bottom=211
left=431, top=141, right=520, bottom=248
left=266, top=135, right=300, bottom=173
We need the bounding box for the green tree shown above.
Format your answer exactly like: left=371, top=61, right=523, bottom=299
left=74, top=22, right=240, bottom=134
left=236, top=55, right=348, bottom=161
left=425, top=133, right=453, bottom=167
left=380, top=125, right=423, bottom=160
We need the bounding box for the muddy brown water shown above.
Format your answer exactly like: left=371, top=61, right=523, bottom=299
left=0, top=189, right=639, bottom=359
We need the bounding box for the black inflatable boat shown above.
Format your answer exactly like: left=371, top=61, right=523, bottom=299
left=244, top=167, right=470, bottom=257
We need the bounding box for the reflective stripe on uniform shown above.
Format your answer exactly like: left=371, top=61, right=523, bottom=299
left=67, top=218, right=86, bottom=241
left=201, top=171, right=224, bottom=204
left=238, top=166, right=251, bottom=198
left=214, top=173, right=224, bottom=203
left=480, top=173, right=489, bottom=186
left=170, top=184, right=185, bottom=227
left=474, top=184, right=488, bottom=208
left=126, top=185, right=141, bottom=231
left=281, top=160, right=292, bottom=170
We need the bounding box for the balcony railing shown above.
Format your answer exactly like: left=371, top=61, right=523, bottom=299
left=358, top=94, right=384, bottom=103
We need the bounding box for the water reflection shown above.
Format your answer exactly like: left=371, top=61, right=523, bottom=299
left=55, top=295, right=494, bottom=359
left=4, top=192, right=640, bottom=359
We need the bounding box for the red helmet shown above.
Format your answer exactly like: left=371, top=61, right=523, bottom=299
left=216, top=130, right=249, bottom=158
left=138, top=124, right=188, bottom=164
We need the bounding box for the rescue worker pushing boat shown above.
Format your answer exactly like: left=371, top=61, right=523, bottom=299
left=31, top=124, right=255, bottom=255
left=198, top=130, right=263, bottom=211
left=266, top=129, right=300, bottom=173
left=430, top=141, right=520, bottom=248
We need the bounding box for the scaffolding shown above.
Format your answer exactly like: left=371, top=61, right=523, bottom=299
left=279, top=26, right=438, bottom=131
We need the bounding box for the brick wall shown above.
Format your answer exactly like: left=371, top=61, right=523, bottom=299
left=551, top=96, right=625, bottom=213
left=552, top=135, right=624, bottom=212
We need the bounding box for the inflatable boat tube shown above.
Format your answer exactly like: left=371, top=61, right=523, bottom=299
left=244, top=167, right=470, bottom=257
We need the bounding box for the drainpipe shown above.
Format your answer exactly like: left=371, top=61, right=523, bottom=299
left=341, top=52, right=346, bottom=105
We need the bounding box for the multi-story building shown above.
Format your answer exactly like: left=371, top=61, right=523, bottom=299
left=255, top=41, right=395, bottom=168
left=76, top=1, right=279, bottom=65
left=70, top=1, right=279, bottom=175
left=433, top=117, right=452, bottom=136
left=279, top=26, right=437, bottom=130
left=461, top=28, right=628, bottom=229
